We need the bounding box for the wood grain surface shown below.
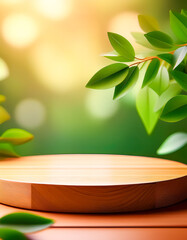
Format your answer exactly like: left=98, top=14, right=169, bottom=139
left=28, top=228, right=187, bottom=240
left=0, top=154, right=186, bottom=213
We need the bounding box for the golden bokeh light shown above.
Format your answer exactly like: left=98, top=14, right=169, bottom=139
left=2, top=14, right=39, bottom=48
left=15, top=98, right=46, bottom=129
left=0, top=0, right=23, bottom=5
left=33, top=0, right=72, bottom=20
left=0, top=58, right=9, bottom=81
left=29, top=43, right=77, bottom=93
left=85, top=90, right=119, bottom=119
left=108, top=12, right=142, bottom=47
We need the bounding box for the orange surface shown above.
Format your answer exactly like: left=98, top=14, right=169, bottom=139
left=0, top=201, right=186, bottom=227
left=29, top=228, right=187, bottom=240
left=0, top=200, right=186, bottom=239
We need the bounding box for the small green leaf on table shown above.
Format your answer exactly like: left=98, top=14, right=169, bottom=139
left=138, top=15, right=160, bottom=32
left=142, top=58, right=160, bottom=88
left=170, top=10, right=187, bottom=42
left=136, top=87, right=160, bottom=134
left=113, top=66, right=139, bottom=100
left=86, top=63, right=129, bottom=89
left=157, top=132, right=187, bottom=155
left=161, top=95, right=187, bottom=122
left=0, top=228, right=27, bottom=240
left=145, top=31, right=173, bottom=49
left=0, top=212, right=54, bottom=234
left=107, top=32, right=135, bottom=61
left=0, top=129, right=34, bottom=145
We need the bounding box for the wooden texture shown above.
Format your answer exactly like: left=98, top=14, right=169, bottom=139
left=0, top=154, right=186, bottom=213
left=28, top=228, right=187, bottom=240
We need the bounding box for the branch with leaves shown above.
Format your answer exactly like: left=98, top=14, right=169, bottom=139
left=86, top=10, right=187, bottom=155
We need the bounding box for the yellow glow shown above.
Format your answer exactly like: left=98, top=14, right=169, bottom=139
left=2, top=14, right=39, bottom=48
left=108, top=12, right=142, bottom=47
left=0, top=0, right=23, bottom=5
left=33, top=0, right=72, bottom=20
left=86, top=90, right=118, bottom=119
left=30, top=43, right=76, bottom=93
left=0, top=58, right=9, bottom=81
left=15, top=99, right=46, bottom=129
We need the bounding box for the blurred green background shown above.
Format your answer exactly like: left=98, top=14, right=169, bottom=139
left=0, top=0, right=186, bottom=163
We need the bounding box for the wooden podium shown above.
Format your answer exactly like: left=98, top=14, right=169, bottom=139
left=0, top=154, right=186, bottom=213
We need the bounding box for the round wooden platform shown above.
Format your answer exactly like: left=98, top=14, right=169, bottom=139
left=0, top=154, right=186, bottom=213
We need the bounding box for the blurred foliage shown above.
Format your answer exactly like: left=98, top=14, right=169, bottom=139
left=0, top=0, right=186, bottom=163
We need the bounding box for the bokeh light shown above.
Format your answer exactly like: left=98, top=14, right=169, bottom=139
left=85, top=90, right=118, bottom=119
left=29, top=43, right=76, bottom=93
left=0, top=0, right=23, bottom=5
left=0, top=0, right=185, bottom=162
left=15, top=99, right=46, bottom=129
left=2, top=14, right=39, bottom=48
left=108, top=12, right=142, bottom=47
left=33, top=0, right=72, bottom=20
left=0, top=58, right=9, bottom=81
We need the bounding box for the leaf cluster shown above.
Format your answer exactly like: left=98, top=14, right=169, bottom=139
left=86, top=10, right=187, bottom=155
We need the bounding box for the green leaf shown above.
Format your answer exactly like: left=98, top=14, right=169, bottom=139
left=136, top=87, right=160, bottom=134
left=0, top=228, right=27, bottom=240
left=170, top=10, right=187, bottom=42
left=0, top=129, right=34, bottom=145
left=173, top=46, right=187, bottom=69
left=107, top=32, right=135, bottom=61
left=102, top=51, right=130, bottom=62
left=138, top=15, right=160, bottom=32
left=0, top=212, right=54, bottom=234
left=154, top=82, right=181, bottom=111
left=171, top=70, right=187, bottom=91
left=142, top=59, right=160, bottom=88
left=0, top=106, right=10, bottom=124
left=86, top=63, right=129, bottom=89
left=161, top=95, right=187, bottom=122
left=145, top=31, right=173, bottom=49
left=157, top=132, right=187, bottom=155
left=149, top=66, right=169, bottom=95
left=113, top=66, right=139, bottom=100
left=0, top=95, right=6, bottom=103
left=0, top=143, right=19, bottom=158
left=131, top=32, right=155, bottom=49
left=181, top=9, right=187, bottom=17
left=157, top=53, right=173, bottom=65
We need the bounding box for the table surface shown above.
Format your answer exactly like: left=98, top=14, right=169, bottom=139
left=1, top=155, right=186, bottom=185
left=0, top=155, right=186, bottom=214
left=0, top=200, right=186, bottom=239
left=0, top=155, right=186, bottom=239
